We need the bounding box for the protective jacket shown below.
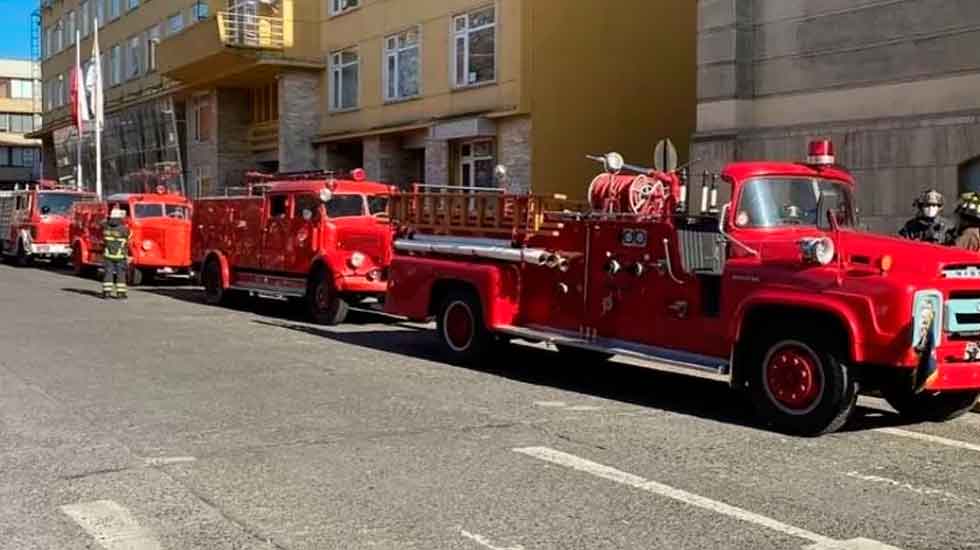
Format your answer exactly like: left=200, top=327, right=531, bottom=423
left=899, top=216, right=951, bottom=245
left=103, top=221, right=130, bottom=261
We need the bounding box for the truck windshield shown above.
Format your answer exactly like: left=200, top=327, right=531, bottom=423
left=735, top=177, right=855, bottom=228
left=133, top=204, right=189, bottom=219
left=38, top=193, right=90, bottom=216
left=326, top=195, right=366, bottom=218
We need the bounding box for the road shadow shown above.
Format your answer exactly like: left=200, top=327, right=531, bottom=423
left=60, top=287, right=110, bottom=300
left=252, top=319, right=922, bottom=435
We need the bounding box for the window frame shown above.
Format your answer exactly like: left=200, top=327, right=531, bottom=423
left=168, top=12, right=184, bottom=35
left=80, top=1, right=91, bottom=38
left=383, top=26, right=422, bottom=103
left=457, top=138, right=496, bottom=190
left=329, top=47, right=360, bottom=112
left=146, top=24, right=161, bottom=72
left=66, top=10, right=76, bottom=47
left=127, top=34, right=142, bottom=80
left=192, top=93, right=212, bottom=143
left=328, top=0, right=360, bottom=17
left=451, top=5, right=498, bottom=89
left=110, top=44, right=122, bottom=86
left=268, top=194, right=289, bottom=219
left=127, top=0, right=139, bottom=12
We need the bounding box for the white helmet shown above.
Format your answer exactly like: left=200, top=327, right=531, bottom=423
left=109, top=208, right=126, bottom=220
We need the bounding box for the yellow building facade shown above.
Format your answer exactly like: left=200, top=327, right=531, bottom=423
left=37, top=0, right=695, bottom=197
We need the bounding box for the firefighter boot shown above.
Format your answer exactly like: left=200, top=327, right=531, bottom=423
left=115, top=282, right=128, bottom=300
left=102, top=281, right=114, bottom=299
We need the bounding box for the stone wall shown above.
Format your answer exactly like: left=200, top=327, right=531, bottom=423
left=424, top=139, right=449, bottom=187
left=216, top=88, right=255, bottom=191
left=278, top=71, right=320, bottom=173
left=496, top=115, right=532, bottom=194
left=183, top=91, right=217, bottom=198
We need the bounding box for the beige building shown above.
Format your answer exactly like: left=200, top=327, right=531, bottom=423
left=0, top=59, right=41, bottom=190
left=37, top=0, right=696, bottom=198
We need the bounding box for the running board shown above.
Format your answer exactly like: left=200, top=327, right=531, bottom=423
left=496, top=325, right=731, bottom=383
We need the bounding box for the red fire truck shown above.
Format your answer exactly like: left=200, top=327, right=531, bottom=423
left=385, top=140, right=980, bottom=435
left=70, top=189, right=193, bottom=285
left=192, top=170, right=394, bottom=325
left=0, top=184, right=97, bottom=266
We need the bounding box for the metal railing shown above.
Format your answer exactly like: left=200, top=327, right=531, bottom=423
left=218, top=10, right=284, bottom=49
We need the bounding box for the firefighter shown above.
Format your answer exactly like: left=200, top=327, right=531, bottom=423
left=951, top=192, right=980, bottom=252
left=102, top=207, right=131, bottom=300
left=899, top=189, right=950, bottom=244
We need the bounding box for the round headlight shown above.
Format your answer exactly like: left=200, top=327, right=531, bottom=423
left=349, top=251, right=366, bottom=268
left=800, top=237, right=835, bottom=265
left=142, top=240, right=154, bottom=251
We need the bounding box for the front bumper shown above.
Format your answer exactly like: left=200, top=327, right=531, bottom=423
left=336, top=273, right=387, bottom=294
left=29, top=243, right=72, bottom=257
left=930, top=341, right=980, bottom=390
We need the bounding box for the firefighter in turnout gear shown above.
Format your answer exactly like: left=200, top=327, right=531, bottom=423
left=953, top=192, right=980, bottom=252
left=899, top=189, right=951, bottom=244
left=102, top=207, right=131, bottom=299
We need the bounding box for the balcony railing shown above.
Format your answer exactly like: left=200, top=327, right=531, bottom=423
left=218, top=11, right=284, bottom=50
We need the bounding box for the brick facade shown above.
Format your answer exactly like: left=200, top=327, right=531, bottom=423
left=496, top=115, right=532, bottom=194
left=278, top=71, right=320, bottom=173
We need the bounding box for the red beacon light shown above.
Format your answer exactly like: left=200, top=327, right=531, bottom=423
left=351, top=168, right=367, bottom=182
left=807, top=139, right=836, bottom=166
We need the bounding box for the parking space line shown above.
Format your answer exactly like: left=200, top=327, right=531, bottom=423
left=514, top=446, right=902, bottom=550
left=460, top=529, right=525, bottom=550
left=844, top=471, right=980, bottom=507
left=875, top=427, right=980, bottom=453
left=61, top=500, right=161, bottom=550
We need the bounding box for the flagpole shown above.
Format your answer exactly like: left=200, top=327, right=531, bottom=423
left=75, top=29, right=83, bottom=192
left=94, top=21, right=102, bottom=200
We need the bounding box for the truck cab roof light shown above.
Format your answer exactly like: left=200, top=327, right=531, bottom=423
left=807, top=139, right=835, bottom=166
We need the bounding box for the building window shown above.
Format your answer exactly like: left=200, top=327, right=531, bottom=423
left=192, top=94, right=212, bottom=143
left=66, top=11, right=76, bottom=47
left=250, top=83, right=278, bottom=123
left=56, top=73, right=65, bottom=107
left=384, top=27, right=420, bottom=102
left=110, top=44, right=122, bottom=85
left=127, top=0, right=139, bottom=11
left=127, top=34, right=142, bottom=79
left=96, top=0, right=105, bottom=27
left=11, top=79, right=33, bottom=99
left=453, top=6, right=496, bottom=88
left=55, top=18, right=63, bottom=52
left=330, top=48, right=359, bottom=111
left=192, top=1, right=209, bottom=21
left=109, top=0, right=121, bottom=20
left=168, top=13, right=184, bottom=35
left=146, top=25, right=161, bottom=72
left=2, top=114, right=36, bottom=133
left=457, top=139, right=495, bottom=189
left=329, top=0, right=359, bottom=16
left=44, top=27, right=52, bottom=59
left=80, top=1, right=90, bottom=37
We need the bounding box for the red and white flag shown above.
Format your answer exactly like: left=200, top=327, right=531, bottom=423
left=86, top=26, right=104, bottom=132
left=70, top=63, right=90, bottom=130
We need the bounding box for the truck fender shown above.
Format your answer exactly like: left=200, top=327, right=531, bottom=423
left=71, top=238, right=90, bottom=266
left=202, top=250, right=231, bottom=289
left=309, top=255, right=341, bottom=288
left=732, top=292, right=866, bottom=364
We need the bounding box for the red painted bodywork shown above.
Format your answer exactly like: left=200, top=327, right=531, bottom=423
left=191, top=178, right=394, bottom=298
left=386, top=160, right=980, bottom=393
left=0, top=189, right=97, bottom=258
left=71, top=193, right=193, bottom=271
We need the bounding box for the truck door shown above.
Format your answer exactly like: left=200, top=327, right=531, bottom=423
left=289, top=194, right=322, bottom=273
left=260, top=193, right=290, bottom=272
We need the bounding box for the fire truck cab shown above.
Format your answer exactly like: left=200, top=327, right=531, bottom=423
left=0, top=185, right=97, bottom=266
left=385, top=141, right=980, bottom=436
left=192, top=170, right=393, bottom=325
left=71, top=190, right=193, bottom=285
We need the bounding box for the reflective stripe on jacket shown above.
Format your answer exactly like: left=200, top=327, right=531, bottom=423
left=103, top=223, right=130, bottom=261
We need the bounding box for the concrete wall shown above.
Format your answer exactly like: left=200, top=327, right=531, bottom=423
left=695, top=0, right=980, bottom=230
left=497, top=115, right=531, bottom=194
left=216, top=88, right=255, bottom=190
left=278, top=71, right=320, bottom=172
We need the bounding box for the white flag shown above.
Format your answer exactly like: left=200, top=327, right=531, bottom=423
left=86, top=26, right=104, bottom=131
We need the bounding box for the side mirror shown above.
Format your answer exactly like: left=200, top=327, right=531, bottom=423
left=605, top=152, right=625, bottom=172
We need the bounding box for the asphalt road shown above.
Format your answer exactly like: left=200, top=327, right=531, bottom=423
left=2, top=263, right=980, bottom=550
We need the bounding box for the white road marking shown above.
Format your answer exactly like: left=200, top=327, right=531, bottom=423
left=565, top=405, right=603, bottom=412
left=533, top=401, right=567, bottom=408
left=61, top=500, right=161, bottom=550
left=514, top=447, right=902, bottom=550
left=143, top=455, right=197, bottom=466
left=844, top=471, right=980, bottom=507
left=460, top=529, right=525, bottom=550
left=876, top=427, right=980, bottom=453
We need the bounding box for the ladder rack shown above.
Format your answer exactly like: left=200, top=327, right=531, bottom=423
left=389, top=190, right=588, bottom=240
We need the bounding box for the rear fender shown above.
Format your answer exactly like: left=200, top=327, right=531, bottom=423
left=203, top=250, right=231, bottom=289
left=386, top=257, right=520, bottom=328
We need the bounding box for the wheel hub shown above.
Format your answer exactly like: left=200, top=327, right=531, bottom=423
left=765, top=344, right=822, bottom=411
left=444, top=302, right=474, bottom=351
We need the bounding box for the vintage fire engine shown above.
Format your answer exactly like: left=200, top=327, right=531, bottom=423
left=71, top=189, right=193, bottom=285
left=192, top=169, right=394, bottom=325
left=0, top=183, right=96, bottom=266
left=385, top=140, right=980, bottom=435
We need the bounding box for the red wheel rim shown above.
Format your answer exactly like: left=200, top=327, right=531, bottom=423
left=764, top=342, right=822, bottom=413
left=444, top=301, right=474, bottom=351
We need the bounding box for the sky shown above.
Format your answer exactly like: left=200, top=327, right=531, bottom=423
left=0, top=0, right=37, bottom=60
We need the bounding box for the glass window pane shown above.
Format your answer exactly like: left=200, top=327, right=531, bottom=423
left=341, top=64, right=358, bottom=109
left=398, top=48, right=419, bottom=98
left=470, top=7, right=495, bottom=27
left=341, top=50, right=358, bottom=64
left=473, top=141, right=493, bottom=157
left=386, top=55, right=396, bottom=99
left=326, top=195, right=365, bottom=218
left=455, top=16, right=467, bottom=32
left=474, top=159, right=495, bottom=187
left=469, top=27, right=495, bottom=83
left=455, top=37, right=466, bottom=85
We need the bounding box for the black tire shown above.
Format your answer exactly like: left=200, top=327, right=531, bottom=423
left=435, top=288, right=494, bottom=364
left=202, top=257, right=227, bottom=306
left=747, top=336, right=858, bottom=436
left=51, top=256, right=70, bottom=269
left=128, top=267, right=144, bottom=287
left=307, top=268, right=349, bottom=325
left=883, top=389, right=980, bottom=422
